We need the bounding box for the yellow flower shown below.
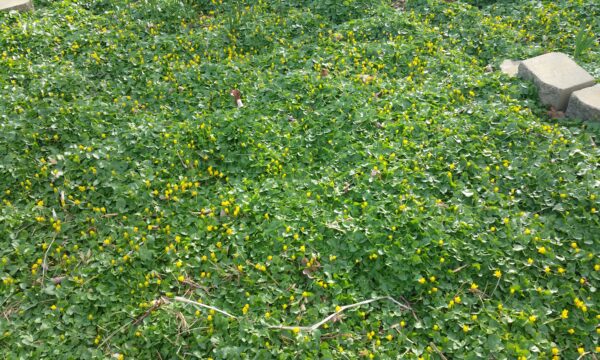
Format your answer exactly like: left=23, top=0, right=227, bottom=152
left=528, top=315, right=537, bottom=323
left=538, top=246, right=546, bottom=255
left=462, top=325, right=469, bottom=332
left=560, top=309, right=568, bottom=319
left=494, top=270, right=502, bottom=278
left=418, top=277, right=426, bottom=284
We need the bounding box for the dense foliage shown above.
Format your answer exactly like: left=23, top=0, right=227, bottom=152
left=1, top=0, right=599, bottom=358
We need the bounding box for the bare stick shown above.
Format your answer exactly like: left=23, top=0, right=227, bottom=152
left=269, top=296, right=410, bottom=332
left=176, top=152, right=188, bottom=169
left=101, top=213, right=119, bottom=218
left=173, top=296, right=237, bottom=319
left=430, top=342, right=448, bottom=360
left=100, top=298, right=167, bottom=348
left=100, top=319, right=133, bottom=348
left=576, top=352, right=591, bottom=360
left=133, top=298, right=165, bottom=325
left=400, top=296, right=420, bottom=322
left=41, top=234, right=57, bottom=284
left=452, top=264, right=468, bottom=273
left=491, top=276, right=501, bottom=297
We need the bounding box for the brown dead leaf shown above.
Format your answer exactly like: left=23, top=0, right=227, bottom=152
left=301, top=257, right=321, bottom=279
left=391, top=0, right=406, bottom=10
left=359, top=74, right=375, bottom=84
left=547, top=106, right=565, bottom=119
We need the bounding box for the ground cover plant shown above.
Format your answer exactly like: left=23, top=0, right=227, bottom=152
left=1, top=0, right=599, bottom=358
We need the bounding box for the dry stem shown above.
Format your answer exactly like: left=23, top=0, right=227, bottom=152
left=269, top=296, right=410, bottom=332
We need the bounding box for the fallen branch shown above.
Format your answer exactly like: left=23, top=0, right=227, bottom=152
left=191, top=208, right=212, bottom=216
left=176, top=152, right=188, bottom=169
left=491, top=276, right=501, bottom=297
left=101, top=297, right=165, bottom=348
left=133, top=297, right=165, bottom=325
left=102, top=295, right=411, bottom=349
left=430, top=342, right=448, bottom=360
left=400, top=295, right=420, bottom=322
left=269, top=296, right=410, bottom=332
left=324, top=222, right=346, bottom=233
left=172, top=296, right=237, bottom=319
left=101, top=213, right=119, bottom=218
left=576, top=352, right=593, bottom=360
left=100, top=319, right=134, bottom=348
left=41, top=234, right=57, bottom=284
left=452, top=264, right=468, bottom=273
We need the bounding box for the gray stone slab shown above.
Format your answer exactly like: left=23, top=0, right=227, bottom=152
left=566, top=85, right=600, bottom=122
left=0, top=0, right=34, bottom=11
left=500, top=59, right=521, bottom=77
left=518, top=52, right=595, bottom=110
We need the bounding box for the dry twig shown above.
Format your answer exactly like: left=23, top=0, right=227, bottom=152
left=430, top=342, right=448, bottom=360
left=269, top=296, right=410, bottom=332
left=172, top=296, right=237, bottom=319
left=41, top=234, right=57, bottom=284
